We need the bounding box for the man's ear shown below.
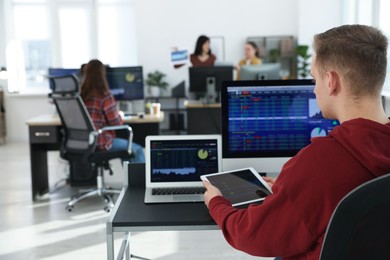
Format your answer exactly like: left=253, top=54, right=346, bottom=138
left=326, top=70, right=341, bottom=96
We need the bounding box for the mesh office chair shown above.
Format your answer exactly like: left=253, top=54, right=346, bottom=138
left=50, top=76, right=134, bottom=212
left=320, top=173, right=390, bottom=260
left=48, top=74, right=80, bottom=95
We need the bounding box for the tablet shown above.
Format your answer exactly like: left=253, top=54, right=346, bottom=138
left=201, top=167, right=272, bottom=207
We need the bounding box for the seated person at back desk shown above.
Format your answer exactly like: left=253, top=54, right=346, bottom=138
left=80, top=59, right=145, bottom=162
left=203, top=25, right=390, bottom=259
left=190, top=35, right=217, bottom=67
left=236, top=41, right=262, bottom=80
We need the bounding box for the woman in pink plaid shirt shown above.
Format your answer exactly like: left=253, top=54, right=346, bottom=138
left=80, top=59, right=144, bottom=162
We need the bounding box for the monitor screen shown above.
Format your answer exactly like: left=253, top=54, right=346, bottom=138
left=189, top=66, right=233, bottom=101
left=106, top=66, right=144, bottom=101
left=149, top=138, right=220, bottom=183
left=48, top=68, right=80, bottom=89
left=240, top=63, right=281, bottom=81
left=221, top=80, right=340, bottom=159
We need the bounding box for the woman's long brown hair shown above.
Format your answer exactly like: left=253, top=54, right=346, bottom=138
left=80, top=59, right=110, bottom=100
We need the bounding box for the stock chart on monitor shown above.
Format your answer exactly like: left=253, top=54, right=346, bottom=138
left=223, top=81, right=339, bottom=157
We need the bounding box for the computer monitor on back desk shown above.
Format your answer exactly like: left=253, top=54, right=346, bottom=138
left=189, top=66, right=233, bottom=102
left=240, top=63, right=281, bottom=81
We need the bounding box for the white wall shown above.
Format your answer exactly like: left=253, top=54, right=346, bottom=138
left=3, top=0, right=350, bottom=142
left=134, top=0, right=300, bottom=89
left=297, top=0, right=343, bottom=45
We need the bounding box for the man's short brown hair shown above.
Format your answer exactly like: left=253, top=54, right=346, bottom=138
left=313, top=25, right=388, bottom=97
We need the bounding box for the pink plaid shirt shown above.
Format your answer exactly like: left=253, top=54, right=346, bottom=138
left=83, top=94, right=122, bottom=151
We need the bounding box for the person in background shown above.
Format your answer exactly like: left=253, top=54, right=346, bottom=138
left=190, top=35, right=216, bottom=66
left=80, top=59, right=144, bottom=162
left=202, top=24, right=390, bottom=260
left=236, top=41, right=262, bottom=79
left=238, top=41, right=262, bottom=67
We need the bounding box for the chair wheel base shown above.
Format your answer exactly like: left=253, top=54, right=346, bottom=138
left=65, top=186, right=119, bottom=212
left=66, top=205, right=74, bottom=212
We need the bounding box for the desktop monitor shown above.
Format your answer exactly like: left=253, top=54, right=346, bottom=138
left=220, top=79, right=340, bottom=173
left=189, top=66, right=233, bottom=101
left=106, top=66, right=144, bottom=101
left=48, top=66, right=144, bottom=101
left=48, top=68, right=80, bottom=90
left=240, top=63, right=281, bottom=80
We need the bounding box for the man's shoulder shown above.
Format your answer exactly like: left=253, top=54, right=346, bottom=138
left=303, top=135, right=341, bottom=154
left=279, top=136, right=346, bottom=181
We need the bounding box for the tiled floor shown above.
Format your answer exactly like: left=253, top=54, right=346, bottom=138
left=0, top=142, right=273, bottom=260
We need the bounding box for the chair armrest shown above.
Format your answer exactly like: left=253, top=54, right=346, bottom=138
left=97, top=125, right=133, bottom=154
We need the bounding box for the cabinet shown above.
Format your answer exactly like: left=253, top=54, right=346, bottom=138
left=0, top=90, right=5, bottom=144
left=145, top=96, right=187, bottom=134
left=185, top=102, right=221, bottom=134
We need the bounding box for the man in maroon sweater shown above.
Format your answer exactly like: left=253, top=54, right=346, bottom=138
left=203, top=24, right=390, bottom=260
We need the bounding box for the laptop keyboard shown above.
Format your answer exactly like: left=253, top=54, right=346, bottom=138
left=152, top=187, right=206, bottom=195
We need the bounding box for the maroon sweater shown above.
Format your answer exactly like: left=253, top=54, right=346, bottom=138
left=208, top=118, right=390, bottom=259
left=190, top=54, right=216, bottom=67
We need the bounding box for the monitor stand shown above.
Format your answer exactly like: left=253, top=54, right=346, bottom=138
left=119, top=100, right=145, bottom=114
left=257, top=73, right=268, bottom=80
left=206, top=76, right=217, bottom=103
left=119, top=101, right=130, bottom=113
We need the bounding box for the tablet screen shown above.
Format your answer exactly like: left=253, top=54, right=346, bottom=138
left=204, top=168, right=272, bottom=206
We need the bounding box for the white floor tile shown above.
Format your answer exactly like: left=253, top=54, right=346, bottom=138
left=0, top=142, right=273, bottom=260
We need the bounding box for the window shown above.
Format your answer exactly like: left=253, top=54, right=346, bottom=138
left=378, top=0, right=390, bottom=91
left=6, top=0, right=137, bottom=93
left=342, top=0, right=390, bottom=90
left=9, top=2, right=50, bottom=91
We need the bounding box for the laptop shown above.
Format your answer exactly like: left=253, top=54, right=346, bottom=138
left=144, top=135, right=222, bottom=204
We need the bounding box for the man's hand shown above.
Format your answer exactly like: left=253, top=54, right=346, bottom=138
left=262, top=176, right=276, bottom=188
left=203, top=181, right=223, bottom=208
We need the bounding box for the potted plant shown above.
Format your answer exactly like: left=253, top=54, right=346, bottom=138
left=146, top=70, right=169, bottom=97
left=296, top=45, right=311, bottom=79
left=268, top=49, right=280, bottom=63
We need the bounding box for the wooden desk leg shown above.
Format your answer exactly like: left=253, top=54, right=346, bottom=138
left=29, top=144, right=49, bottom=201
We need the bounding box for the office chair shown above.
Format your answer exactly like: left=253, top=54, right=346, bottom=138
left=48, top=74, right=80, bottom=95
left=52, top=88, right=134, bottom=212
left=320, top=173, right=390, bottom=260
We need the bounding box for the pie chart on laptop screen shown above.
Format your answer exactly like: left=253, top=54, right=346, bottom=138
left=311, top=127, right=327, bottom=138
left=198, top=149, right=209, bottom=160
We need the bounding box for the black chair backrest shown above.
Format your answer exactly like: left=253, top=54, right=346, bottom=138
left=49, top=74, right=79, bottom=95
left=53, top=95, right=96, bottom=158
left=320, top=173, right=390, bottom=260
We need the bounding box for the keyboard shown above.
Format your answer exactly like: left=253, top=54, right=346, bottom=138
left=124, top=112, right=136, bottom=116
left=152, top=187, right=206, bottom=195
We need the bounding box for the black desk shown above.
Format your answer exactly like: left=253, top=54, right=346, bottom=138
left=106, top=163, right=217, bottom=260
left=26, top=114, right=163, bottom=201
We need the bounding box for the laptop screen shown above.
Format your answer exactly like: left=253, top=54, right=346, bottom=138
left=149, top=138, right=220, bottom=183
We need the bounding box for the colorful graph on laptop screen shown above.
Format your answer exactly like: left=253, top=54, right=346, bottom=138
left=150, top=139, right=219, bottom=182
left=221, top=80, right=340, bottom=158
